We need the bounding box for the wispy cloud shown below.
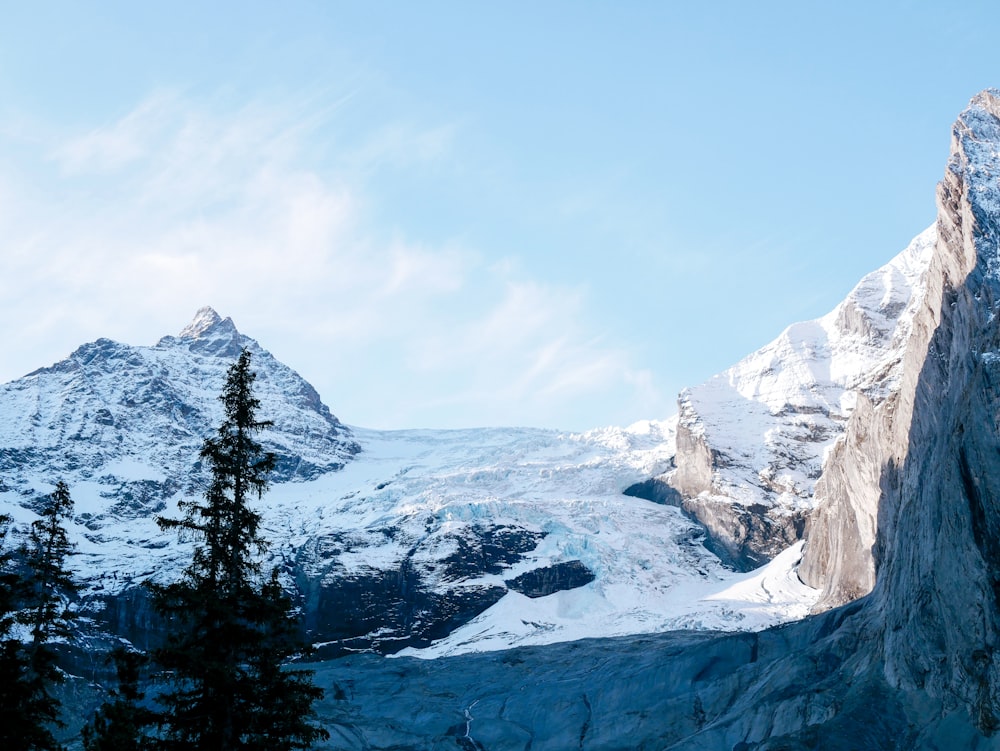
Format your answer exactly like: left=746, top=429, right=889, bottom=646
left=52, top=92, right=179, bottom=174
left=0, top=91, right=662, bottom=429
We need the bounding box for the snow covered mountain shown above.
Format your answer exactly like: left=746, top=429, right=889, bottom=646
left=28, top=89, right=1000, bottom=751
left=0, top=309, right=820, bottom=659
left=658, top=228, right=935, bottom=575
left=0, top=181, right=943, bottom=659
left=0, top=214, right=942, bottom=661
left=0, top=305, right=359, bottom=499
left=242, top=87, right=1000, bottom=751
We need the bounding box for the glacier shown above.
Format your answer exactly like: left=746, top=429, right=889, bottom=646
left=0, top=307, right=825, bottom=658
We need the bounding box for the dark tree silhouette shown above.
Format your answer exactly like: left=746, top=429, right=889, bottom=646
left=0, top=482, right=80, bottom=751
left=152, top=348, right=327, bottom=750
left=0, top=512, right=31, bottom=749
left=82, top=649, right=156, bottom=751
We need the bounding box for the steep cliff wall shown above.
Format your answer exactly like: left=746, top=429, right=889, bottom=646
left=801, top=90, right=1000, bottom=616
left=708, top=87, right=1000, bottom=743
left=872, top=88, right=1000, bottom=732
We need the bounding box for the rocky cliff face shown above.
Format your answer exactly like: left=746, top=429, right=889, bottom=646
left=667, top=88, right=1000, bottom=747
left=682, top=87, right=1000, bottom=747
left=664, top=229, right=934, bottom=572
left=800, top=91, right=1000, bottom=610
left=869, top=88, right=1000, bottom=732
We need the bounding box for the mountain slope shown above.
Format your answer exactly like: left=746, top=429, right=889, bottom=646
left=661, top=227, right=934, bottom=573
left=0, top=306, right=358, bottom=501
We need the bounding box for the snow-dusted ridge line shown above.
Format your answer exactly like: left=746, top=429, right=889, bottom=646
left=676, top=226, right=935, bottom=509
left=663, top=227, right=936, bottom=572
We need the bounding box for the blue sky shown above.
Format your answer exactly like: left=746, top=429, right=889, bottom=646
left=1, top=2, right=998, bottom=429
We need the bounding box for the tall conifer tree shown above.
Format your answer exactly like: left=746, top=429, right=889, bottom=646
left=153, top=348, right=327, bottom=750
left=1, top=481, right=80, bottom=751
left=81, top=648, right=155, bottom=751
left=0, top=512, right=31, bottom=749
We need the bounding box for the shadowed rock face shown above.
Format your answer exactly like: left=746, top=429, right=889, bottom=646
left=868, top=89, right=1000, bottom=732
left=505, top=560, right=594, bottom=598
left=681, top=497, right=806, bottom=571
left=295, top=603, right=992, bottom=750
left=624, top=476, right=806, bottom=571
left=292, top=523, right=563, bottom=656
left=90, top=522, right=600, bottom=659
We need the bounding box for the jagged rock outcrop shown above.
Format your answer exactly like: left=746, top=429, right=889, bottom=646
left=664, top=229, right=934, bottom=572
left=696, top=87, right=1000, bottom=746
left=505, top=559, right=595, bottom=598
left=802, top=90, right=1000, bottom=611
left=796, top=393, right=885, bottom=607
left=870, top=88, right=1000, bottom=732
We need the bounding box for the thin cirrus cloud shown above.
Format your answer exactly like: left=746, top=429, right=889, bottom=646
left=406, top=280, right=646, bottom=423
left=0, top=91, right=663, bottom=429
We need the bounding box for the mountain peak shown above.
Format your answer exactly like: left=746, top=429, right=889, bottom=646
left=967, top=87, right=1000, bottom=114
left=178, top=306, right=235, bottom=340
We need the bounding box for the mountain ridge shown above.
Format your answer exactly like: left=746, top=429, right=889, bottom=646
left=634, top=225, right=935, bottom=580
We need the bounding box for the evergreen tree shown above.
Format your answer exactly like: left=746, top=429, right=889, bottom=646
left=0, top=512, right=32, bottom=749
left=0, top=513, right=19, bottom=631
left=24, top=482, right=78, bottom=646
left=82, top=648, right=155, bottom=751
left=152, top=348, right=327, bottom=751
left=1, top=481, right=80, bottom=751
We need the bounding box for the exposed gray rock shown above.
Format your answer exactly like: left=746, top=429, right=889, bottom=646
left=868, top=88, right=1000, bottom=732
left=797, top=392, right=885, bottom=607
left=681, top=496, right=805, bottom=571
left=623, top=472, right=803, bottom=571
left=283, top=607, right=995, bottom=750
left=622, top=476, right=682, bottom=506
left=505, top=560, right=594, bottom=598
left=664, top=225, right=934, bottom=574
left=291, top=523, right=553, bottom=655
